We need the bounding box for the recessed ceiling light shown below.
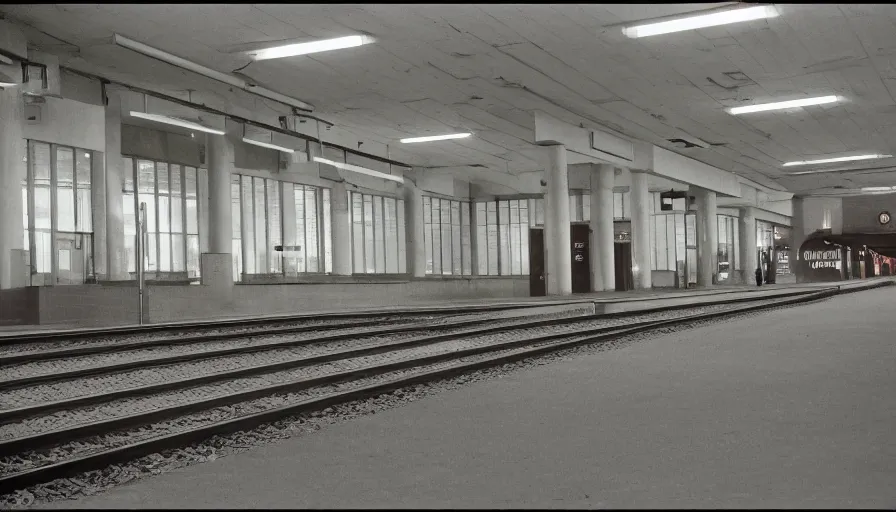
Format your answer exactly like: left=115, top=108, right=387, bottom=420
left=130, top=112, right=225, bottom=135
left=622, top=5, right=778, bottom=38
left=248, top=35, right=372, bottom=61
left=400, top=133, right=472, bottom=144
left=783, top=154, right=892, bottom=167
left=728, top=95, right=839, bottom=115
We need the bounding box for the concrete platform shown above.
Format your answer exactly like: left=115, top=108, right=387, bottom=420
left=0, top=278, right=889, bottom=337
left=44, top=282, right=896, bottom=509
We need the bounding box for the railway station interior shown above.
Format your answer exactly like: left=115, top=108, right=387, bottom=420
left=0, top=3, right=895, bottom=509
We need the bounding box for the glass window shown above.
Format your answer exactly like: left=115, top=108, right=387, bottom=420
left=374, top=196, right=386, bottom=274
left=349, top=191, right=406, bottom=274
left=304, top=187, right=318, bottom=272
left=423, top=196, right=433, bottom=274
left=441, top=199, right=452, bottom=276
left=253, top=178, right=267, bottom=273
left=295, top=185, right=307, bottom=273
left=23, top=142, right=97, bottom=285
left=323, top=188, right=333, bottom=274
left=268, top=180, right=282, bottom=273
left=424, top=197, right=472, bottom=276
left=476, top=199, right=529, bottom=276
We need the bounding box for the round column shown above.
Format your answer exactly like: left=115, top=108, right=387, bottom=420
left=590, top=164, right=615, bottom=291
left=546, top=145, right=571, bottom=295
left=629, top=169, right=652, bottom=290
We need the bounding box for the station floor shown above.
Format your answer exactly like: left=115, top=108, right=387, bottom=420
left=45, top=282, right=896, bottom=508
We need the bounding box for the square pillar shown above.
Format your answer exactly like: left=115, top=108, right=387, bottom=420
left=201, top=123, right=235, bottom=293
left=403, top=178, right=426, bottom=278
left=0, top=87, right=26, bottom=290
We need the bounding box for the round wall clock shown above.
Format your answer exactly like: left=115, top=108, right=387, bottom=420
left=880, top=211, right=891, bottom=225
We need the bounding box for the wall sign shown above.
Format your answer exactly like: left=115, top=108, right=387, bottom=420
left=803, top=249, right=841, bottom=270
left=879, top=211, right=891, bottom=225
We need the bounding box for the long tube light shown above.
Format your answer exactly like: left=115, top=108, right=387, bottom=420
left=242, top=137, right=295, bottom=153
left=400, top=133, right=472, bottom=144
left=112, top=34, right=314, bottom=112
left=783, top=154, right=892, bottom=167
left=729, top=95, right=838, bottom=115
left=623, top=5, right=778, bottom=38
left=860, top=186, right=896, bottom=192
left=130, top=111, right=225, bottom=135
left=249, top=35, right=371, bottom=61
left=0, top=70, right=17, bottom=88
left=313, top=157, right=404, bottom=184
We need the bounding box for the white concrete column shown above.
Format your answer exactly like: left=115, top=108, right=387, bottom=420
left=201, top=126, right=234, bottom=291
left=403, top=179, right=426, bottom=278
left=330, top=181, right=352, bottom=276
left=0, top=87, right=26, bottom=290
left=589, top=164, right=615, bottom=291
left=693, top=187, right=718, bottom=287
left=546, top=145, right=571, bottom=295
left=740, top=206, right=757, bottom=280
left=629, top=169, right=652, bottom=290
left=103, top=92, right=128, bottom=280
left=543, top=184, right=557, bottom=295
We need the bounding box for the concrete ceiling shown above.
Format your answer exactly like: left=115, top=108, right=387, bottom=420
left=4, top=3, right=896, bottom=196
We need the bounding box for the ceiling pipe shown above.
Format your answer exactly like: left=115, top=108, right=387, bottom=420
left=111, top=33, right=314, bottom=112
left=61, top=66, right=413, bottom=170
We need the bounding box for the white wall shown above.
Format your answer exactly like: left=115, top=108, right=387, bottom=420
left=23, top=96, right=105, bottom=151
left=800, top=197, right=843, bottom=236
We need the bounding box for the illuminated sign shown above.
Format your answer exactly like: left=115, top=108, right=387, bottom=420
left=803, top=249, right=841, bottom=270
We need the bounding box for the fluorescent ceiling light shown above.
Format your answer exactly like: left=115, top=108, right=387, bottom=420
left=783, top=154, right=892, bottom=167
left=313, top=157, right=404, bottom=183
left=0, top=70, right=17, bottom=88
left=130, top=111, right=225, bottom=135
left=860, top=186, right=896, bottom=192
left=242, top=137, right=295, bottom=153
left=623, top=5, right=778, bottom=38
left=249, top=35, right=370, bottom=61
left=400, top=133, right=472, bottom=144
left=728, top=95, right=838, bottom=115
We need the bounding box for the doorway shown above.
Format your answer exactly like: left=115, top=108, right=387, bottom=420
left=529, top=228, right=546, bottom=297
left=571, top=224, right=591, bottom=293
left=614, top=242, right=634, bottom=291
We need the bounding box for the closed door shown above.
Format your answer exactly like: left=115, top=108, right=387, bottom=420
left=614, top=243, right=634, bottom=291
left=571, top=224, right=591, bottom=293
left=529, top=228, right=546, bottom=297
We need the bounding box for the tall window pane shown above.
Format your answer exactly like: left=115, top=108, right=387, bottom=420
left=295, top=185, right=307, bottom=273
left=351, top=192, right=364, bottom=273
left=241, top=175, right=255, bottom=275
left=397, top=199, right=407, bottom=274
left=440, top=199, right=452, bottom=276
left=231, top=176, right=242, bottom=280
left=451, top=201, right=462, bottom=275
left=498, top=200, right=510, bottom=275
left=431, top=199, right=442, bottom=275
left=520, top=202, right=530, bottom=274
left=384, top=198, right=398, bottom=274
left=323, top=188, right=332, bottom=273
left=305, top=188, right=318, bottom=272
left=363, top=195, right=375, bottom=273
left=268, top=180, right=282, bottom=273
left=253, top=177, right=267, bottom=273
left=486, top=202, right=499, bottom=276
left=423, top=196, right=433, bottom=274
left=373, top=196, right=386, bottom=273
left=76, top=151, right=92, bottom=232
left=461, top=203, right=472, bottom=275
left=476, top=203, right=487, bottom=275
left=56, top=147, right=75, bottom=232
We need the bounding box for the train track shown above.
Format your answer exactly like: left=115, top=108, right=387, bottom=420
left=0, top=286, right=860, bottom=495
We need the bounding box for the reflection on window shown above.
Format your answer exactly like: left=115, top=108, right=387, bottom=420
left=423, top=197, right=472, bottom=276
left=349, top=191, right=406, bottom=274
left=475, top=199, right=529, bottom=276
left=532, top=191, right=628, bottom=225
left=124, top=158, right=201, bottom=278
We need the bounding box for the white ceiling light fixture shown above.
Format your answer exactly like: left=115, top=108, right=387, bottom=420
left=129, top=111, right=225, bottom=135
left=400, top=133, right=472, bottom=144
left=622, top=5, right=778, bottom=38
left=783, top=154, right=893, bottom=167
left=313, top=156, right=404, bottom=184
left=0, top=70, right=18, bottom=88
left=860, top=186, right=896, bottom=192
left=728, top=95, right=839, bottom=115
left=248, top=35, right=372, bottom=61
left=242, top=137, right=295, bottom=153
